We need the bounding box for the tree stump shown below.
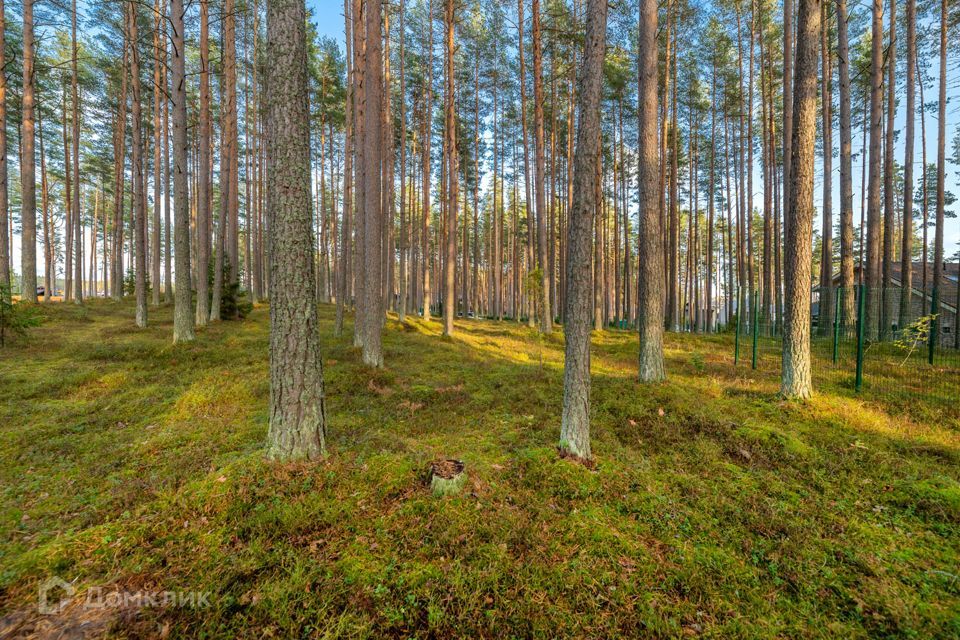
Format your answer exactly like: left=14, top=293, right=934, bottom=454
left=430, top=459, right=466, bottom=496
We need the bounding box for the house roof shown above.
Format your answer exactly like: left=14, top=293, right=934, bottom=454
left=828, top=262, right=958, bottom=315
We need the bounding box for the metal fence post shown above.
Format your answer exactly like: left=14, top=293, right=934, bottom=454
left=752, top=289, right=759, bottom=369
left=856, top=284, right=866, bottom=392
left=929, top=287, right=939, bottom=365
left=735, top=302, right=741, bottom=366
left=833, top=287, right=842, bottom=364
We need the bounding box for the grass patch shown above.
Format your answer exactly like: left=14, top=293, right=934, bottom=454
left=0, top=300, right=958, bottom=638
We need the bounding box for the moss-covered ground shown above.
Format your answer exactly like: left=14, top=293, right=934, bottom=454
left=1, top=300, right=957, bottom=638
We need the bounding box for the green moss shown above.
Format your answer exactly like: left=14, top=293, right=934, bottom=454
left=0, top=300, right=957, bottom=638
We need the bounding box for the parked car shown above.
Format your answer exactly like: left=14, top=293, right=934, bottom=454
left=36, top=286, right=45, bottom=297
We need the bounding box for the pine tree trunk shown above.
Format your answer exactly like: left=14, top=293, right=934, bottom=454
left=171, top=0, right=195, bottom=342
left=361, top=0, right=384, bottom=365
left=781, top=0, right=819, bottom=399
left=864, top=0, right=883, bottom=339
left=532, top=0, right=551, bottom=333
left=560, top=0, right=607, bottom=461
left=21, top=0, right=37, bottom=303
left=443, top=0, right=459, bottom=336
left=931, top=0, right=946, bottom=340
left=196, top=0, right=212, bottom=325
left=152, top=0, right=163, bottom=306
left=112, top=42, right=129, bottom=301
left=398, top=0, right=408, bottom=322
left=72, top=0, right=82, bottom=304
left=265, top=0, right=327, bottom=461
left=0, top=0, right=7, bottom=290
left=336, top=0, right=353, bottom=334
left=637, top=0, right=664, bottom=382
left=421, top=0, right=433, bottom=322
left=837, top=0, right=855, bottom=323
left=818, top=0, right=833, bottom=335
left=881, top=0, right=897, bottom=336
left=128, top=0, right=148, bottom=328
left=163, top=1, right=173, bottom=303
left=899, top=0, right=916, bottom=326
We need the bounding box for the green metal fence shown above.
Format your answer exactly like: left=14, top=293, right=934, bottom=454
left=730, top=286, right=959, bottom=409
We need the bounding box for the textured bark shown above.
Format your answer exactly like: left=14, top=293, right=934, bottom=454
left=864, top=0, right=883, bottom=339
left=397, top=0, right=407, bottom=322
left=21, top=0, right=37, bottom=303
left=782, top=0, right=793, bottom=236
left=818, top=0, right=833, bottom=335
left=72, top=0, right=82, bottom=304
left=899, top=0, right=916, bottom=326
left=0, top=0, right=7, bottom=289
left=39, top=109, right=51, bottom=301
left=931, top=0, right=945, bottom=327
left=532, top=0, right=551, bottom=333
left=129, top=1, right=148, bottom=328
left=225, top=0, right=240, bottom=287
left=266, top=0, right=327, bottom=461
left=442, top=0, right=456, bottom=337
left=560, top=0, right=606, bottom=461
left=64, top=85, right=74, bottom=301
left=421, top=0, right=433, bottom=322
left=636, top=0, right=664, bottom=382
left=112, top=42, right=129, bottom=300
left=361, top=0, right=384, bottom=366
left=518, top=0, right=534, bottom=328
left=837, top=0, right=855, bottom=323
left=336, top=0, right=353, bottom=335
left=152, top=0, right=163, bottom=306
left=781, top=0, right=819, bottom=399
left=211, top=0, right=238, bottom=322
left=196, top=0, right=211, bottom=325
left=881, top=0, right=896, bottom=335
left=171, top=0, right=195, bottom=343
left=163, top=0, right=173, bottom=303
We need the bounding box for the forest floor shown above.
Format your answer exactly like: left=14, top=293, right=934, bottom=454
left=0, top=300, right=958, bottom=638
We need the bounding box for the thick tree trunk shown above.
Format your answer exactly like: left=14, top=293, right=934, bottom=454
left=560, top=0, right=607, bottom=461
left=21, top=0, right=37, bottom=303
left=636, top=0, right=664, bottom=382
left=265, top=0, right=327, bottom=460
left=171, top=0, right=194, bottom=342
left=781, top=0, right=819, bottom=399
left=361, top=0, right=384, bottom=365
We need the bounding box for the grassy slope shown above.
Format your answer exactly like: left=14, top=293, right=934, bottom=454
left=0, top=301, right=958, bottom=638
